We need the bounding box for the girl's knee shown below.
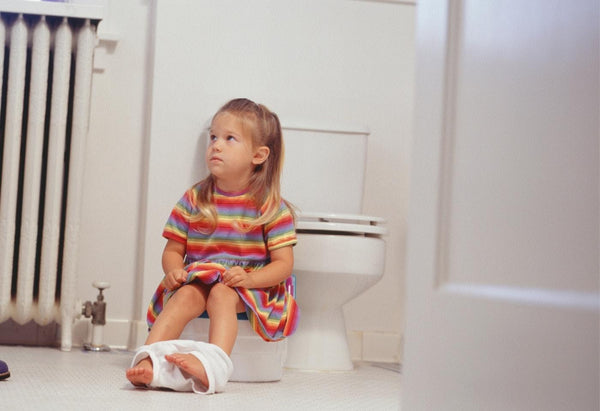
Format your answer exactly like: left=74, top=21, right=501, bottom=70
left=206, top=283, right=239, bottom=311
left=208, top=283, right=237, bottom=300
left=170, top=283, right=207, bottom=306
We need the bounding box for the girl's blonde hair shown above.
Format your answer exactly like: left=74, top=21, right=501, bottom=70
left=193, top=98, right=294, bottom=233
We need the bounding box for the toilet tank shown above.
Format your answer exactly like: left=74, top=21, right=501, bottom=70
left=280, top=127, right=368, bottom=215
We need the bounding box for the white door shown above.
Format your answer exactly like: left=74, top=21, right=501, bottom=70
left=402, top=1, right=599, bottom=410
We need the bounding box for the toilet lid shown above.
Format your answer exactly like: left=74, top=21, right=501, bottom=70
left=296, top=212, right=387, bottom=235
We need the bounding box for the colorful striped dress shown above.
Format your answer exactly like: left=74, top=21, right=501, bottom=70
left=146, top=183, right=299, bottom=342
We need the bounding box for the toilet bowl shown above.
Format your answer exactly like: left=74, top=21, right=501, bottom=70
left=284, top=212, right=386, bottom=371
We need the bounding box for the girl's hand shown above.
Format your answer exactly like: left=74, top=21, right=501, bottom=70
left=163, top=268, right=188, bottom=291
left=161, top=240, right=187, bottom=291
left=222, top=266, right=253, bottom=289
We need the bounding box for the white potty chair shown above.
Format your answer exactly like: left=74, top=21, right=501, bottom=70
left=180, top=314, right=287, bottom=382
left=179, top=276, right=296, bottom=382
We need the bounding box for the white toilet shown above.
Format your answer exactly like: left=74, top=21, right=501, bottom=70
left=281, top=127, right=387, bottom=371
left=284, top=212, right=386, bottom=371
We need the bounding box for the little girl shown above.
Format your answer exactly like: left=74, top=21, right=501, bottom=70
left=126, top=98, right=298, bottom=394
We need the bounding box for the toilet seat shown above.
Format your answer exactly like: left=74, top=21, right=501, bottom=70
left=296, top=212, right=387, bottom=236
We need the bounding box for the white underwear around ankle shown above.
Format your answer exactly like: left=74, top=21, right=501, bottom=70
left=131, top=340, right=233, bottom=394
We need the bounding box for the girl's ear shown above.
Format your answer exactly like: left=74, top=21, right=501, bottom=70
left=252, top=146, right=270, bottom=165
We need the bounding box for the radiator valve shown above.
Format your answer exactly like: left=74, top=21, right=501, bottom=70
left=82, top=281, right=111, bottom=352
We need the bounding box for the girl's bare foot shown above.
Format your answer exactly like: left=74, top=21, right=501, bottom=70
left=126, top=357, right=153, bottom=386
left=165, top=353, right=209, bottom=388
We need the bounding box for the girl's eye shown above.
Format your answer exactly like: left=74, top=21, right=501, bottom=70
left=209, top=135, right=217, bottom=142
left=227, top=135, right=236, bottom=141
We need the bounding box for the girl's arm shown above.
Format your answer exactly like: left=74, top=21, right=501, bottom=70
left=223, top=246, right=294, bottom=289
left=162, top=239, right=188, bottom=290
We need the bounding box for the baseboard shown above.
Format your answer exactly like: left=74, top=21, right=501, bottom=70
left=71, top=318, right=147, bottom=350
left=129, top=319, right=150, bottom=350
left=348, top=330, right=403, bottom=364
left=69, top=319, right=403, bottom=364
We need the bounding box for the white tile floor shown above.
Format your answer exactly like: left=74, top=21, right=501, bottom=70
left=0, top=345, right=401, bottom=410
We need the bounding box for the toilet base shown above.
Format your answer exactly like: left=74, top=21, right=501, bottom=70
left=284, top=306, right=353, bottom=371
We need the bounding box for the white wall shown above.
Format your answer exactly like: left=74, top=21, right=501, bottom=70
left=74, top=0, right=414, bottom=363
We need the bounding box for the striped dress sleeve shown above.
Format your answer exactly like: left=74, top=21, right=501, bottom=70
left=264, top=201, right=297, bottom=251
left=163, top=185, right=197, bottom=244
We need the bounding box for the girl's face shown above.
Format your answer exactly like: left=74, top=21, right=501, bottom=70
left=207, top=112, right=269, bottom=192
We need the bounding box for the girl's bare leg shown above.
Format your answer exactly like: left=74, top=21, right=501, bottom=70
left=145, top=283, right=210, bottom=344
left=126, top=283, right=209, bottom=386
left=207, top=283, right=245, bottom=354
left=165, top=283, right=244, bottom=387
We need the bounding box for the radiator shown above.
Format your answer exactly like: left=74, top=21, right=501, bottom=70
left=0, top=12, right=98, bottom=351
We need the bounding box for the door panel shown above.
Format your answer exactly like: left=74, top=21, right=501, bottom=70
left=403, top=1, right=599, bottom=410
